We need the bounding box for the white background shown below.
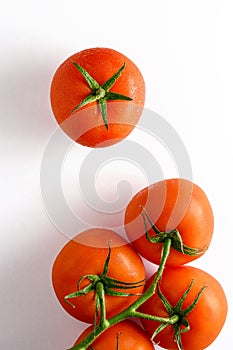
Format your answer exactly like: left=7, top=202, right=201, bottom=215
left=1, top=0, right=232, bottom=349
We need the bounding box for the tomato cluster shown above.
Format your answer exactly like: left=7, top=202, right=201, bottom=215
left=50, top=48, right=228, bottom=350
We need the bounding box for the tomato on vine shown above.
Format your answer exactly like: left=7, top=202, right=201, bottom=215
left=50, top=47, right=145, bottom=147
left=52, top=228, right=146, bottom=324
left=74, top=320, right=156, bottom=350
left=124, top=178, right=214, bottom=266
left=140, top=265, right=228, bottom=350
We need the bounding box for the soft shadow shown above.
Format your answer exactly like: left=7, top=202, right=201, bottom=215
left=1, top=48, right=59, bottom=142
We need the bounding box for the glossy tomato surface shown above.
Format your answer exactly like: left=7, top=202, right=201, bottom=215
left=74, top=320, right=156, bottom=350
left=140, top=266, right=228, bottom=350
left=52, top=228, right=146, bottom=323
left=124, top=178, right=214, bottom=266
left=50, top=47, right=145, bottom=147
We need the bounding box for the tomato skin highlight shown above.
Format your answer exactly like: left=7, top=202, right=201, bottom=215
left=124, top=178, right=214, bottom=266
left=50, top=47, right=145, bottom=147
left=140, top=266, right=228, bottom=350
left=51, top=228, right=146, bottom=324
left=74, top=320, right=156, bottom=350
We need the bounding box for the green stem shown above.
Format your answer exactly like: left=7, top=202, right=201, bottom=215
left=145, top=237, right=172, bottom=293
left=133, top=311, right=179, bottom=324
left=69, top=239, right=173, bottom=350
left=96, top=282, right=109, bottom=328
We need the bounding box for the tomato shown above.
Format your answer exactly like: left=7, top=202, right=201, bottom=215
left=124, top=178, right=214, bottom=266
left=74, top=320, right=156, bottom=350
left=140, top=266, right=228, bottom=350
left=51, top=228, right=146, bottom=323
left=50, top=47, right=145, bottom=147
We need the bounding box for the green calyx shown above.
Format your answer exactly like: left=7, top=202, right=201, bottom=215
left=152, top=280, right=207, bottom=350
left=64, top=243, right=145, bottom=326
left=141, top=207, right=207, bottom=256
left=71, top=62, right=132, bottom=129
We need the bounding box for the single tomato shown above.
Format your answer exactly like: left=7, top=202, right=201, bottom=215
left=50, top=47, right=145, bottom=147
left=52, top=228, right=146, bottom=324
left=74, top=320, right=156, bottom=350
left=140, top=266, right=228, bottom=350
left=124, top=178, right=214, bottom=266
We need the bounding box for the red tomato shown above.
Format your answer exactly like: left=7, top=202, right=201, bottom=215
left=74, top=320, right=156, bottom=350
left=140, top=266, right=228, bottom=350
left=52, top=228, right=146, bottom=323
left=50, top=47, right=145, bottom=147
left=124, top=178, right=214, bottom=266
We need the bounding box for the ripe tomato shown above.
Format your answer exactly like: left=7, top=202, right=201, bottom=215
left=124, top=178, right=214, bottom=266
left=140, top=266, right=228, bottom=350
left=50, top=47, right=145, bottom=147
left=52, top=228, right=146, bottom=324
left=74, top=320, right=156, bottom=350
